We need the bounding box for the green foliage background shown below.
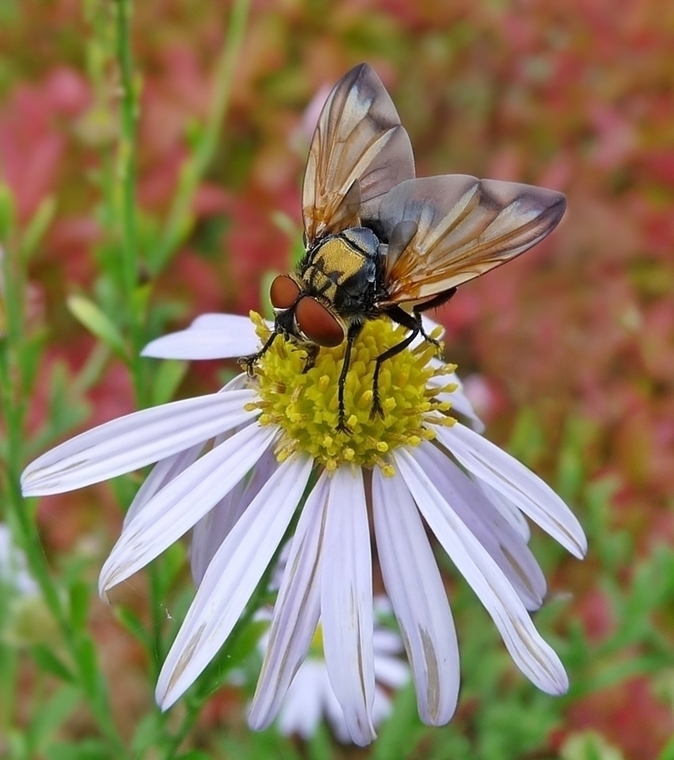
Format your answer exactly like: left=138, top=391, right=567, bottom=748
left=1, top=0, right=673, bottom=757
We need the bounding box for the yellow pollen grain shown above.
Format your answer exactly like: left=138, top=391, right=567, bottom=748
left=249, top=314, right=458, bottom=471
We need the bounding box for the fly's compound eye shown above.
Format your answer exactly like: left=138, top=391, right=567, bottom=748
left=270, top=275, right=301, bottom=310
left=295, top=297, right=344, bottom=348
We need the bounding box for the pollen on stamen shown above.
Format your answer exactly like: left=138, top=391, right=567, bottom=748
left=247, top=313, right=459, bottom=471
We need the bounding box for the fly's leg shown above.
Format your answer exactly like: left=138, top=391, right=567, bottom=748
left=414, top=287, right=457, bottom=354
left=336, top=323, right=363, bottom=434
left=370, top=307, right=420, bottom=420
left=238, top=331, right=279, bottom=376
left=302, top=343, right=320, bottom=374
left=371, top=288, right=458, bottom=417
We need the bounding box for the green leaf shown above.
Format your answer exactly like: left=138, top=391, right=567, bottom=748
left=27, top=685, right=80, bottom=751
left=67, top=294, right=128, bottom=358
left=0, top=181, right=15, bottom=238
left=151, top=357, right=188, bottom=406
left=21, top=195, right=56, bottom=259
left=373, top=682, right=425, bottom=760
left=130, top=712, right=162, bottom=755
left=73, top=635, right=99, bottom=696
left=114, top=605, right=151, bottom=648
left=30, top=645, right=74, bottom=683
left=68, top=580, right=90, bottom=632
left=45, top=739, right=112, bottom=760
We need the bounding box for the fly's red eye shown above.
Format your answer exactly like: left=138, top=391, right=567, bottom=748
left=270, top=275, right=301, bottom=310
left=295, top=297, right=344, bottom=348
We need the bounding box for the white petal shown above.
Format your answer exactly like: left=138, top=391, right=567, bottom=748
left=372, top=628, right=404, bottom=656
left=395, top=445, right=569, bottom=695
left=278, top=665, right=324, bottom=739
left=191, top=448, right=279, bottom=585
left=21, top=390, right=257, bottom=496
left=416, top=444, right=546, bottom=611
left=435, top=423, right=587, bottom=559
left=99, top=423, right=277, bottom=593
left=321, top=467, right=376, bottom=746
left=156, top=455, right=313, bottom=709
left=446, top=390, right=485, bottom=433
left=190, top=313, right=273, bottom=332
left=142, top=315, right=261, bottom=360
left=373, top=655, right=410, bottom=690
left=373, top=467, right=460, bottom=725
left=473, top=476, right=531, bottom=542
left=248, top=473, right=329, bottom=729
left=124, top=444, right=204, bottom=528
left=322, top=671, right=352, bottom=743
left=371, top=685, right=394, bottom=729
left=426, top=364, right=484, bottom=433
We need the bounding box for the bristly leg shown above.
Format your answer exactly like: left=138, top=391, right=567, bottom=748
left=302, top=343, right=319, bottom=374
left=336, top=322, right=364, bottom=434
left=415, top=287, right=457, bottom=355
left=370, top=306, right=420, bottom=420
left=238, top=330, right=279, bottom=377
left=370, top=289, right=457, bottom=419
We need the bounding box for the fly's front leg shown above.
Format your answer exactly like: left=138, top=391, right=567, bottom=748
left=302, top=343, right=319, bottom=374
left=336, top=323, right=363, bottom=434
left=238, top=330, right=279, bottom=376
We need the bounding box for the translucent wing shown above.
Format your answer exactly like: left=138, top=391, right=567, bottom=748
left=302, top=63, right=415, bottom=248
left=377, top=176, right=566, bottom=306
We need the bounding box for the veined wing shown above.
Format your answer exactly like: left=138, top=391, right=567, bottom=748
left=302, top=63, right=414, bottom=247
left=376, top=176, right=566, bottom=306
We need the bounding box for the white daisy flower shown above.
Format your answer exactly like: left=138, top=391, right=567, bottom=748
left=21, top=311, right=586, bottom=746
left=253, top=597, right=409, bottom=742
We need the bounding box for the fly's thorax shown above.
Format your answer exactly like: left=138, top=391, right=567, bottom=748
left=301, top=227, right=381, bottom=315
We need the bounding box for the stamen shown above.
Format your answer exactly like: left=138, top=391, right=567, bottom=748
left=249, top=314, right=458, bottom=471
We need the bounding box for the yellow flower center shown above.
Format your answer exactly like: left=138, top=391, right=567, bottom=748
left=246, top=312, right=457, bottom=474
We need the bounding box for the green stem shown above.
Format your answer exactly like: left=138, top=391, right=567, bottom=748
left=113, top=0, right=144, bottom=402
left=150, top=0, right=251, bottom=274
left=0, top=247, right=126, bottom=756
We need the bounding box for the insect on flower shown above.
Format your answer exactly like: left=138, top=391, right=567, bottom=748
left=241, top=64, right=566, bottom=432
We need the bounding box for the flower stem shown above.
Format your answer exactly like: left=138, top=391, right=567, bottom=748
left=150, top=0, right=251, bottom=274
left=113, top=0, right=145, bottom=402
left=0, top=229, right=127, bottom=758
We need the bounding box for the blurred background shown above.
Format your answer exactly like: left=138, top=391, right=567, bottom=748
left=1, top=0, right=673, bottom=757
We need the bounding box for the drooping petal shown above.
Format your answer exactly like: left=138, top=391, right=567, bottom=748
left=248, top=472, right=329, bottom=729
left=473, top=476, right=531, bottom=542
left=372, top=467, right=460, bottom=725
left=416, top=444, right=546, bottom=611
left=322, top=668, right=352, bottom=744
left=277, top=663, right=325, bottom=739
left=191, top=448, right=279, bottom=585
left=124, top=443, right=204, bottom=528
left=321, top=467, right=376, bottom=746
left=21, top=391, right=258, bottom=496
left=435, top=423, right=587, bottom=559
left=395, top=444, right=569, bottom=695
left=142, top=313, right=262, bottom=360
left=99, top=423, right=277, bottom=594
left=156, top=454, right=314, bottom=710
left=371, top=685, right=394, bottom=734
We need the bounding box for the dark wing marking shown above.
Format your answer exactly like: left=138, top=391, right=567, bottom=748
left=376, top=175, right=566, bottom=305
left=302, top=63, right=415, bottom=247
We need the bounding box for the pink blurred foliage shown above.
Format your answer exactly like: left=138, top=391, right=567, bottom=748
left=0, top=67, right=90, bottom=222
